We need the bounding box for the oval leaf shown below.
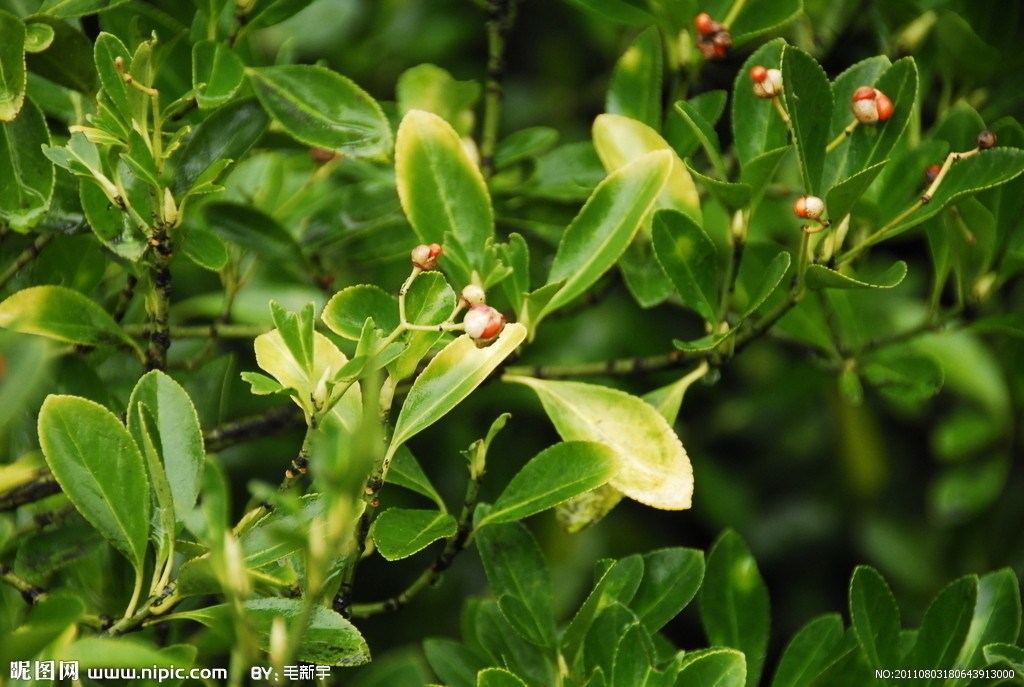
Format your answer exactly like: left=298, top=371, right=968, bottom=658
left=173, top=98, right=269, bottom=196
left=38, top=395, right=150, bottom=570
left=248, top=64, right=392, bottom=158
left=606, top=27, right=662, bottom=129
left=849, top=565, right=901, bottom=669
left=480, top=441, right=620, bottom=526
left=652, top=208, right=719, bottom=324
left=192, top=40, right=244, bottom=110
left=0, top=10, right=26, bottom=121
left=322, top=284, right=399, bottom=341
left=0, top=98, right=54, bottom=231
left=804, top=261, right=907, bottom=290
left=0, top=285, right=138, bottom=351
left=733, top=39, right=788, bottom=168
left=676, top=648, right=747, bottom=687
left=505, top=376, right=693, bottom=510
left=771, top=613, right=844, bottom=687
left=370, top=508, right=457, bottom=561
left=783, top=45, right=834, bottom=196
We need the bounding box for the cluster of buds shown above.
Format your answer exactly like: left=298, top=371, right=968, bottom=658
left=750, top=65, right=784, bottom=98
left=463, top=304, right=506, bottom=347
left=850, top=86, right=894, bottom=124
left=693, top=12, right=731, bottom=60
left=410, top=243, right=443, bottom=271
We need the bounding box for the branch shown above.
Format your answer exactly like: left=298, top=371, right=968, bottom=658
left=0, top=233, right=53, bottom=290
left=479, top=0, right=519, bottom=178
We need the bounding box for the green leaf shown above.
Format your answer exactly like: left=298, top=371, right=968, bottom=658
left=181, top=225, right=229, bottom=271
left=563, top=0, right=655, bottom=26
left=673, top=101, right=727, bottom=180
left=192, top=40, right=244, bottom=110
left=474, top=599, right=557, bottom=685
left=881, top=148, right=1024, bottom=239
left=783, top=45, right=833, bottom=196
left=911, top=575, right=977, bottom=684
left=740, top=146, right=790, bottom=209
left=24, top=21, right=55, bottom=53
left=619, top=240, right=675, bottom=308
left=389, top=271, right=458, bottom=380
left=174, top=98, right=268, bottom=197
left=688, top=162, right=752, bottom=213
left=479, top=441, right=619, bottom=526
left=804, top=261, right=907, bottom=290
left=826, top=160, right=887, bottom=221
left=239, top=494, right=325, bottom=570
left=424, top=638, right=489, bottom=687
left=592, top=114, right=699, bottom=220
left=387, top=446, right=446, bottom=510
left=0, top=285, right=139, bottom=353
left=476, top=520, right=557, bottom=649
left=395, top=109, right=494, bottom=284
left=740, top=249, right=791, bottom=318
left=56, top=637, right=188, bottom=669
left=370, top=508, right=457, bottom=561
left=78, top=180, right=146, bottom=261
left=248, top=65, right=391, bottom=158
left=606, top=27, right=662, bottom=130
left=610, top=621, right=655, bottom=687
left=254, top=327, right=350, bottom=419
left=848, top=565, right=902, bottom=670
left=496, top=127, right=558, bottom=169
left=93, top=32, right=131, bottom=125
left=631, top=547, right=705, bottom=633
left=725, top=0, right=803, bottom=45
left=771, top=613, right=844, bottom=687
left=0, top=98, right=53, bottom=231
left=322, top=284, right=399, bottom=341
left=505, top=377, right=693, bottom=510
left=562, top=554, right=645, bottom=670
left=203, top=201, right=305, bottom=265
left=862, top=352, right=943, bottom=401
left=38, top=0, right=132, bottom=17
left=652, top=208, right=719, bottom=324
left=700, top=529, right=770, bottom=687
left=387, top=323, right=526, bottom=464
left=666, top=90, right=727, bottom=160
left=14, top=514, right=104, bottom=579
left=953, top=569, right=1022, bottom=677
left=0, top=10, right=26, bottom=121
left=37, top=395, right=150, bottom=571
left=542, top=149, right=673, bottom=320
left=478, top=668, right=528, bottom=687
left=0, top=594, right=86, bottom=665
left=676, top=648, right=747, bottom=687
left=396, top=63, right=480, bottom=137
left=982, top=644, right=1024, bottom=673
left=24, top=17, right=96, bottom=93
left=127, top=371, right=205, bottom=524
left=733, top=39, right=788, bottom=168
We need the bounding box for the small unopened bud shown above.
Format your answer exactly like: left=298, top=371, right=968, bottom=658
left=976, top=130, right=997, bottom=150
left=463, top=305, right=506, bottom=347
left=460, top=284, right=486, bottom=307
left=693, top=12, right=716, bottom=35
left=851, top=86, right=894, bottom=124
left=310, top=147, right=338, bottom=163
left=793, top=195, right=825, bottom=220
left=410, top=243, right=443, bottom=270
left=750, top=66, right=783, bottom=98
left=924, top=163, right=942, bottom=184
left=694, top=13, right=730, bottom=60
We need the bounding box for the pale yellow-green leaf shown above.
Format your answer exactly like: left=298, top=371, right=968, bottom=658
left=254, top=329, right=355, bottom=419
left=505, top=376, right=693, bottom=510
left=593, top=113, right=701, bottom=221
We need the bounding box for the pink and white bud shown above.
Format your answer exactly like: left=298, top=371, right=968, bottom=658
left=460, top=284, right=486, bottom=307
left=410, top=243, right=443, bottom=270
left=463, top=305, right=506, bottom=347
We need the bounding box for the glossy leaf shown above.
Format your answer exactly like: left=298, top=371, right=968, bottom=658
left=24, top=17, right=95, bottom=93
left=0, top=10, right=26, bottom=121
left=592, top=115, right=699, bottom=220
left=911, top=575, right=977, bottom=684
left=370, top=508, right=457, bottom=561
left=740, top=249, right=791, bottom=318
left=953, top=569, right=1022, bottom=675
left=387, top=446, right=446, bottom=509
left=606, top=27, right=662, bottom=129
left=387, top=324, right=527, bottom=463
left=725, top=0, right=803, bottom=45
left=687, top=163, right=752, bottom=213
left=826, top=160, right=887, bottom=222
left=849, top=565, right=902, bottom=670
left=771, top=613, right=844, bottom=687
left=0, top=285, right=139, bottom=352
left=424, top=638, right=489, bottom=687
left=322, top=284, right=398, bottom=341
left=783, top=45, right=833, bottom=196
left=479, top=441, right=619, bottom=526
left=24, top=21, right=55, bottom=52
left=652, top=208, right=719, bottom=324
left=93, top=32, right=131, bottom=124
left=38, top=395, right=150, bottom=571
left=673, top=101, right=727, bottom=179
left=476, top=520, right=556, bottom=648
left=38, top=0, right=132, bottom=17
left=192, top=40, right=244, bottom=109
left=505, top=376, right=693, bottom=510
left=542, top=150, right=673, bottom=319
left=203, top=201, right=304, bottom=265
left=823, top=56, right=890, bottom=189
left=395, top=109, right=493, bottom=283
left=248, top=64, right=392, bottom=158
left=700, top=529, right=770, bottom=687
left=478, top=668, right=528, bottom=687
left=127, top=371, right=205, bottom=524
left=733, top=39, right=788, bottom=168
left=610, top=621, right=654, bottom=687
left=676, top=648, right=747, bottom=687
left=78, top=180, right=146, bottom=261
left=631, top=547, right=705, bottom=633
left=667, top=90, right=727, bottom=160
left=174, top=98, right=268, bottom=196
left=254, top=328, right=349, bottom=418
left=181, top=226, right=229, bottom=271
left=562, top=554, right=644, bottom=670
left=804, top=261, right=907, bottom=290
left=396, top=63, right=480, bottom=136
left=0, top=98, right=53, bottom=231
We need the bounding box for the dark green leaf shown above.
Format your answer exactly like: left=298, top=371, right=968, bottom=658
left=563, top=0, right=655, bottom=26
left=673, top=329, right=736, bottom=352
left=911, top=576, right=978, bottom=684
left=688, top=162, right=752, bottom=213
left=0, top=285, right=139, bottom=352
left=631, top=547, right=704, bottom=633
left=476, top=521, right=557, bottom=649
left=181, top=225, right=229, bottom=271
left=480, top=441, right=619, bottom=526
left=79, top=180, right=147, bottom=261
left=38, top=395, right=150, bottom=571
left=726, top=0, right=803, bottom=45
left=24, top=17, right=96, bottom=93
left=562, top=555, right=644, bottom=671
left=849, top=565, right=902, bottom=670
left=478, top=668, right=528, bottom=687
left=610, top=621, right=654, bottom=687
left=370, top=508, right=457, bottom=561
left=740, top=249, right=791, bottom=318
left=246, top=0, right=315, bottom=29
left=39, top=0, right=132, bottom=17
left=700, top=529, right=770, bottom=687
left=248, top=64, right=392, bottom=158
left=953, top=569, right=1022, bottom=675
left=740, top=146, right=790, bottom=209
left=804, top=261, right=907, bottom=290
left=862, top=352, right=943, bottom=401
left=982, top=644, right=1024, bottom=673
left=424, top=638, right=488, bottom=687
left=322, top=284, right=398, bottom=341
left=14, top=513, right=104, bottom=579
left=387, top=446, right=446, bottom=509
left=606, top=27, right=662, bottom=129
left=0, top=98, right=54, bottom=231
left=676, top=648, right=747, bottom=687
left=826, top=160, right=887, bottom=221
left=824, top=56, right=890, bottom=190
left=475, top=599, right=557, bottom=685
left=0, top=10, right=26, bottom=121
left=653, top=208, right=719, bottom=323
left=771, top=613, right=844, bottom=687
left=674, top=101, right=727, bottom=179
left=202, top=201, right=304, bottom=265
left=92, top=32, right=131, bottom=124
left=733, top=39, right=788, bottom=168
left=783, top=45, right=833, bottom=196
left=192, top=40, right=244, bottom=110
left=496, top=127, right=558, bottom=169
left=619, top=239, right=675, bottom=308
left=174, top=98, right=268, bottom=196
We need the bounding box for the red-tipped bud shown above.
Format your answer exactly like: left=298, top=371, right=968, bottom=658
left=463, top=305, right=506, bottom=346
left=460, top=284, right=486, bottom=307
left=851, top=87, right=894, bottom=124
left=694, top=12, right=715, bottom=35
left=793, top=195, right=825, bottom=220
left=750, top=65, right=767, bottom=82
left=924, top=164, right=942, bottom=184
left=751, top=67, right=783, bottom=98
left=977, top=130, right=997, bottom=150
left=410, top=243, right=443, bottom=270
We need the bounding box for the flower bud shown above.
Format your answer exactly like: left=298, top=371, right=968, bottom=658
left=750, top=66, right=783, bottom=98
left=793, top=195, right=825, bottom=220
left=410, top=243, right=443, bottom=270
left=693, top=12, right=716, bottom=35
left=463, top=305, right=506, bottom=347
left=924, top=163, right=942, bottom=184
left=851, top=86, right=894, bottom=124
left=460, top=284, right=486, bottom=307
left=976, top=130, right=997, bottom=150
